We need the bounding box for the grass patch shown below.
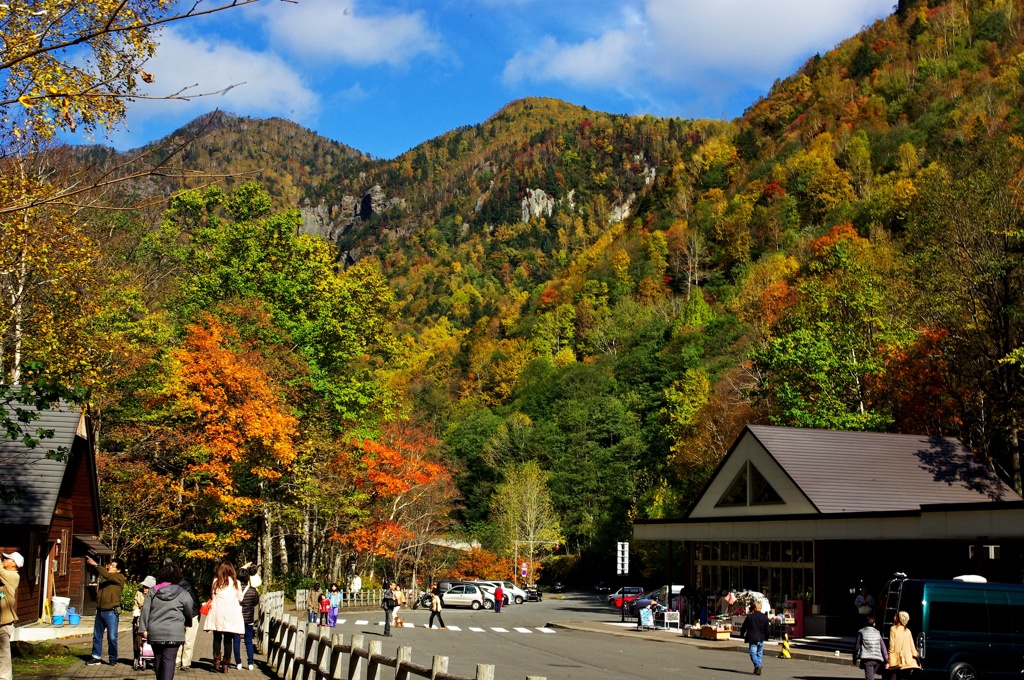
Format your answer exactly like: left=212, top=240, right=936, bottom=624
left=12, top=640, right=91, bottom=680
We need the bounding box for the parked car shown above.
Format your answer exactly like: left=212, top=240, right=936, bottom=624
left=594, top=581, right=611, bottom=593
left=440, top=583, right=493, bottom=610
left=551, top=581, right=564, bottom=593
left=475, top=580, right=527, bottom=604
left=525, top=585, right=542, bottom=602
left=608, top=586, right=645, bottom=607
left=475, top=583, right=505, bottom=608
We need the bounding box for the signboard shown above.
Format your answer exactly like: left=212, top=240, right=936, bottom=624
left=616, top=541, right=629, bottom=575
left=521, top=562, right=528, bottom=577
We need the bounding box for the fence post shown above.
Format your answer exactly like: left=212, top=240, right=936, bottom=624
left=303, top=635, right=320, bottom=680
left=330, top=633, right=345, bottom=680
left=395, top=646, right=412, bottom=680
left=348, top=634, right=364, bottom=680
left=475, top=664, right=495, bottom=680
left=366, top=640, right=382, bottom=680
left=430, top=655, right=449, bottom=680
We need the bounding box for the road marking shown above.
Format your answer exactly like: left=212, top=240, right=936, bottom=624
left=513, top=627, right=532, bottom=633
left=446, top=626, right=462, bottom=631
left=355, top=620, right=368, bottom=625
left=537, top=627, right=556, bottom=633
left=491, top=627, right=509, bottom=633
left=468, top=627, right=485, bottom=632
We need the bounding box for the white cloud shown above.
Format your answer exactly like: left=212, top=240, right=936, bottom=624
left=501, top=0, right=892, bottom=93
left=503, top=30, right=642, bottom=88
left=127, top=29, right=318, bottom=124
left=258, top=0, right=443, bottom=66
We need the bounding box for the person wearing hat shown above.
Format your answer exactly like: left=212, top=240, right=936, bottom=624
left=1, top=551, right=23, bottom=680
left=134, top=576, right=156, bottom=665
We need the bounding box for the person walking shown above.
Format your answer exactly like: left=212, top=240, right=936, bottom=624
left=392, top=582, right=406, bottom=626
left=427, top=587, right=446, bottom=630
left=854, top=615, right=888, bottom=680
left=887, top=611, right=921, bottom=680
left=0, top=551, right=23, bottom=680
left=233, top=566, right=260, bottom=670
left=86, top=556, right=127, bottom=666
left=133, top=576, right=155, bottom=666
left=740, top=600, right=771, bottom=675
left=494, top=584, right=504, bottom=613
left=381, top=582, right=398, bottom=636
left=327, top=583, right=341, bottom=628
left=203, top=561, right=245, bottom=673
left=318, top=590, right=330, bottom=627
left=140, top=562, right=195, bottom=680
left=306, top=583, right=321, bottom=624
left=175, top=568, right=202, bottom=671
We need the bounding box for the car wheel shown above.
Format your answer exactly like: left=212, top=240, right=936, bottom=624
left=949, top=662, right=977, bottom=680
left=483, top=599, right=494, bottom=610
left=514, top=596, right=524, bottom=605
left=471, top=600, right=482, bottom=610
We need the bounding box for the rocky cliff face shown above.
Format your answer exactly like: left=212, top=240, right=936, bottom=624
left=300, top=185, right=407, bottom=261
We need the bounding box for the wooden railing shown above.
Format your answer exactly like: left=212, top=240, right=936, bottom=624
left=295, top=588, right=389, bottom=614
left=260, top=600, right=546, bottom=680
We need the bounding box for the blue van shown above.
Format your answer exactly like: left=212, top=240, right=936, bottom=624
left=881, top=576, right=1024, bottom=680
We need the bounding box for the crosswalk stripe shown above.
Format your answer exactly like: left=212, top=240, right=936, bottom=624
left=537, top=627, right=556, bottom=633
left=468, top=627, right=485, bottom=632
left=446, top=626, right=461, bottom=631
left=491, top=627, right=509, bottom=633
left=513, top=627, right=532, bottom=633
left=355, top=620, right=368, bottom=625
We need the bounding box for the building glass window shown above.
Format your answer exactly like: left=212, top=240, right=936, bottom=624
left=692, top=540, right=815, bottom=611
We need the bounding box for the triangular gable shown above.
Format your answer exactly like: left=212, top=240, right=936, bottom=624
left=689, top=427, right=817, bottom=519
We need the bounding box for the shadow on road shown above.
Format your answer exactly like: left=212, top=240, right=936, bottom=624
left=697, top=667, right=752, bottom=675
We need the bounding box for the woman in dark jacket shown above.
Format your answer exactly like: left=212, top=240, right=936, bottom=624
left=232, top=567, right=261, bottom=670
left=140, top=562, right=195, bottom=680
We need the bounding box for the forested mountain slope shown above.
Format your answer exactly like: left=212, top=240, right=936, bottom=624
left=17, top=0, right=1020, bottom=584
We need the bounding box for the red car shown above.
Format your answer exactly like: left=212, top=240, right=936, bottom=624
left=608, top=586, right=644, bottom=607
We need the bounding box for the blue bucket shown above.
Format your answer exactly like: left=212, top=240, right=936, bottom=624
left=68, top=614, right=81, bottom=625
left=52, top=614, right=65, bottom=626
left=67, top=606, right=77, bottom=616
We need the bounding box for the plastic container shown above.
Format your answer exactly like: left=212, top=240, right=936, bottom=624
left=52, top=614, right=65, bottom=626
left=51, top=596, right=70, bottom=616
left=67, top=606, right=77, bottom=616
left=68, top=614, right=81, bottom=625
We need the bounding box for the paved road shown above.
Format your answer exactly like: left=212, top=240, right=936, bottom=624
left=296, top=591, right=864, bottom=680
left=61, top=592, right=862, bottom=679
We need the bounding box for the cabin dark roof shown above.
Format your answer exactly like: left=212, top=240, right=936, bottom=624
left=0, top=402, right=85, bottom=527
left=746, top=425, right=1021, bottom=514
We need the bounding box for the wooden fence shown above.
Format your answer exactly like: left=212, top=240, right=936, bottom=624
left=295, top=588, right=390, bottom=613
left=260, top=593, right=546, bottom=680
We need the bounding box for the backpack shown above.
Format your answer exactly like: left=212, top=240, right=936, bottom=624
left=382, top=591, right=396, bottom=610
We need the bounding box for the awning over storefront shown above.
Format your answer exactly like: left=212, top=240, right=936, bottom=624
left=635, top=503, right=1024, bottom=542
left=73, top=534, right=113, bottom=556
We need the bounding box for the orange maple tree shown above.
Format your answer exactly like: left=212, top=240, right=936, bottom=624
left=168, top=313, right=298, bottom=555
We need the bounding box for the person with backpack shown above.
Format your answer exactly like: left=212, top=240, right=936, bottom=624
left=381, top=582, right=398, bottom=637
left=233, top=567, right=260, bottom=671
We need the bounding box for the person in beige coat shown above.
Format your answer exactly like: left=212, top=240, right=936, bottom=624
left=203, top=561, right=244, bottom=673
left=887, top=611, right=920, bottom=680
left=0, top=551, right=23, bottom=680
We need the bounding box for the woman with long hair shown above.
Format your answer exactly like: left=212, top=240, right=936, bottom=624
left=203, top=561, right=244, bottom=673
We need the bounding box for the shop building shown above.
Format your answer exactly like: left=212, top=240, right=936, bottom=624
left=634, top=425, right=1024, bottom=635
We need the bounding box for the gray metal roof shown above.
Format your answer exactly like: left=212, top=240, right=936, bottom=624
left=0, top=402, right=85, bottom=527
left=746, top=425, right=1022, bottom=514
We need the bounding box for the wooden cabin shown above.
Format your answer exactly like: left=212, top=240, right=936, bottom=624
left=0, top=401, right=112, bottom=622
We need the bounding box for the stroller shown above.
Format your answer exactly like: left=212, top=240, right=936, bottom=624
left=134, top=640, right=155, bottom=671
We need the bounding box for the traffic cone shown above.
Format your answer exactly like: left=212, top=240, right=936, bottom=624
left=778, top=633, right=792, bottom=659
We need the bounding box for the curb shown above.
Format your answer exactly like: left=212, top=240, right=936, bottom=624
left=545, top=621, right=854, bottom=667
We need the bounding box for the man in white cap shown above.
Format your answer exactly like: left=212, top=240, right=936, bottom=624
left=1, top=551, right=23, bottom=680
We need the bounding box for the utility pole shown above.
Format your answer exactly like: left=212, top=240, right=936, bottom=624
left=617, top=541, right=629, bottom=622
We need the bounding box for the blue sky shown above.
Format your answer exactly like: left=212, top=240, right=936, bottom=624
left=90, top=0, right=896, bottom=160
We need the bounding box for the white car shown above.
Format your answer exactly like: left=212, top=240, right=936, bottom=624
left=475, top=580, right=528, bottom=605
left=440, top=583, right=495, bottom=610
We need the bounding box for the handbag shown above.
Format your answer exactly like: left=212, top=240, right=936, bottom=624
left=200, top=599, right=212, bottom=616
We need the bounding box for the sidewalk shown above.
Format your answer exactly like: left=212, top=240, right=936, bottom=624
left=547, top=619, right=856, bottom=667
left=57, top=626, right=273, bottom=679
